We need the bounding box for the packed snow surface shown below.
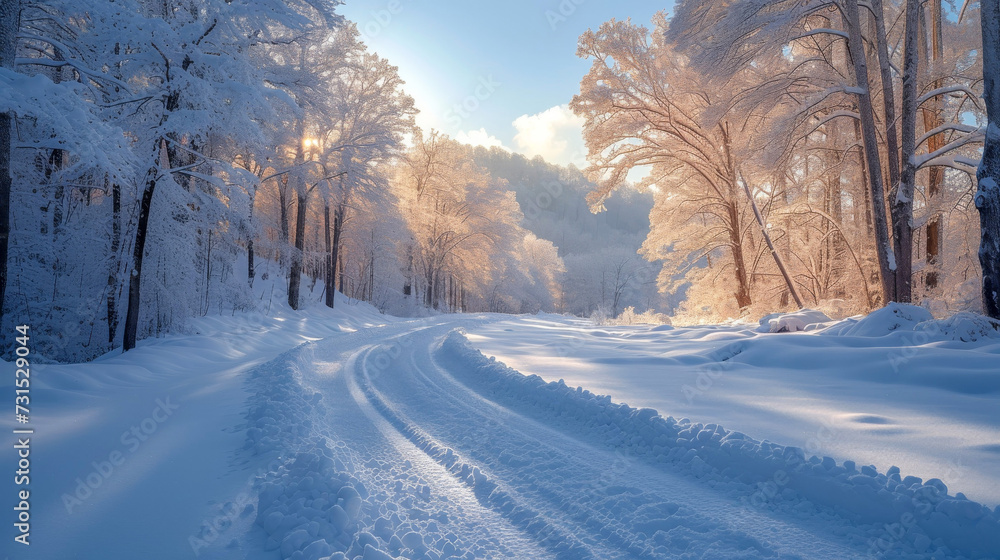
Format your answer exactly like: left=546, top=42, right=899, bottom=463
left=3, top=301, right=999, bottom=559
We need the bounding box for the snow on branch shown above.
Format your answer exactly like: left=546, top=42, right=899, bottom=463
left=16, top=32, right=133, bottom=93
left=914, top=126, right=985, bottom=168
left=917, top=84, right=984, bottom=109
left=793, top=28, right=850, bottom=41
left=917, top=123, right=981, bottom=149
left=0, top=68, right=136, bottom=179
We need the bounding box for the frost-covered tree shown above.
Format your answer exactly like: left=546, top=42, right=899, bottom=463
left=0, top=0, right=350, bottom=358
left=395, top=132, right=563, bottom=312
left=117, top=0, right=335, bottom=348
left=572, top=15, right=763, bottom=313
left=318, top=30, right=415, bottom=308
left=670, top=0, right=986, bottom=310
left=469, top=147, right=663, bottom=316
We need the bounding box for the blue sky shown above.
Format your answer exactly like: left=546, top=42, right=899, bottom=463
left=338, top=1, right=672, bottom=167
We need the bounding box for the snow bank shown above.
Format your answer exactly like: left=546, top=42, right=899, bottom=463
left=913, top=313, right=1000, bottom=342
left=816, top=303, right=1000, bottom=343
left=823, top=303, right=935, bottom=337
left=439, top=331, right=1000, bottom=559
left=757, top=309, right=833, bottom=333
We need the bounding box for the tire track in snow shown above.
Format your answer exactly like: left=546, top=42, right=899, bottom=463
left=341, top=343, right=557, bottom=559
left=242, top=320, right=553, bottom=559
left=361, top=325, right=877, bottom=559
left=353, top=343, right=603, bottom=559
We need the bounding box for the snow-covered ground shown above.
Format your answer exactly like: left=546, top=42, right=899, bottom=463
left=3, top=302, right=1000, bottom=559
left=468, top=306, right=1000, bottom=508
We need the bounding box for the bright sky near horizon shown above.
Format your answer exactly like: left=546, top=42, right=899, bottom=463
left=338, top=1, right=673, bottom=168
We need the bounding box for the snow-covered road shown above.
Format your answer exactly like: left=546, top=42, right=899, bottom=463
left=233, top=315, right=999, bottom=560
left=6, top=306, right=999, bottom=559
left=342, top=321, right=874, bottom=559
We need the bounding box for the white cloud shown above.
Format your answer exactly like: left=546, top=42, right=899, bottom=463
left=512, top=105, right=586, bottom=168
left=455, top=128, right=510, bottom=151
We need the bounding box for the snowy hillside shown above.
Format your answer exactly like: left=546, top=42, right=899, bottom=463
left=3, top=304, right=999, bottom=559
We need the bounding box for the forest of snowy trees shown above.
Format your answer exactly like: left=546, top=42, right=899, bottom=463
left=0, top=0, right=998, bottom=361
left=571, top=1, right=997, bottom=322
left=0, top=0, right=586, bottom=361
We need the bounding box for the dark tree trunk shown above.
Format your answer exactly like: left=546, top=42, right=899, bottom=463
left=922, top=0, right=945, bottom=289
left=0, top=0, right=20, bottom=321
left=845, top=0, right=895, bottom=303
left=870, top=0, right=901, bottom=199
left=287, top=189, right=307, bottom=310
left=337, top=250, right=345, bottom=295
left=726, top=200, right=752, bottom=311
left=329, top=204, right=344, bottom=307
left=324, top=203, right=333, bottom=308
left=403, top=248, right=413, bottom=296
left=279, top=175, right=290, bottom=245
left=247, top=218, right=255, bottom=287
left=892, top=0, right=921, bottom=303
left=720, top=126, right=752, bottom=312
left=854, top=118, right=875, bottom=237
left=107, top=180, right=121, bottom=343
left=978, top=0, right=1000, bottom=319
left=48, top=149, right=64, bottom=232
left=123, top=168, right=158, bottom=351
left=425, top=266, right=435, bottom=308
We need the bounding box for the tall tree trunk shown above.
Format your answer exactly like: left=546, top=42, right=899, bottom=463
left=330, top=204, right=344, bottom=306
left=922, top=0, right=945, bottom=290
left=977, top=0, right=1000, bottom=319
left=426, top=266, right=435, bottom=308
left=0, top=0, right=20, bottom=321
left=721, top=126, right=752, bottom=311
left=368, top=229, right=375, bottom=303
left=337, top=248, right=345, bottom=295
left=279, top=175, right=290, bottom=245
left=854, top=118, right=875, bottom=237
left=247, top=190, right=256, bottom=286
left=892, top=0, right=921, bottom=303
left=287, top=189, right=307, bottom=310
left=107, top=179, right=121, bottom=343
left=287, top=117, right=306, bottom=310
left=403, top=248, right=413, bottom=296
left=323, top=202, right=333, bottom=308
left=123, top=166, right=158, bottom=351
left=845, top=0, right=895, bottom=303
left=726, top=199, right=753, bottom=311
left=870, top=0, right=901, bottom=198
